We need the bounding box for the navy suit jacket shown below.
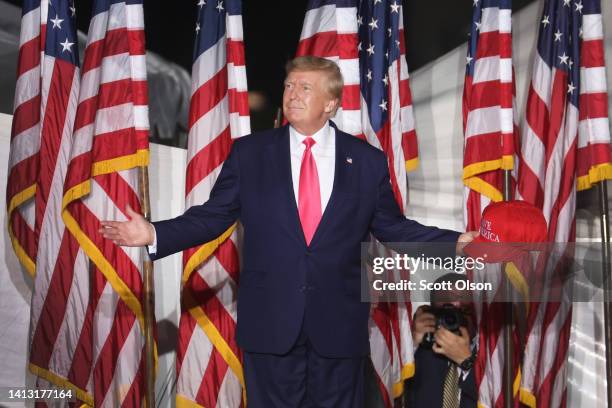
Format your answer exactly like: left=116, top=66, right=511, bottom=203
left=151, top=123, right=460, bottom=358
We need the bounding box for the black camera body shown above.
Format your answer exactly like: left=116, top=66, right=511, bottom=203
left=421, top=304, right=467, bottom=347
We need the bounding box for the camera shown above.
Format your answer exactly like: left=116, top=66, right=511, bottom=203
left=421, top=304, right=467, bottom=348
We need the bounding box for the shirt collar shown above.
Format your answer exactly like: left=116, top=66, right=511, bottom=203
left=290, top=121, right=332, bottom=151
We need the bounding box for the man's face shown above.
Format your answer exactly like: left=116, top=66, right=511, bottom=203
left=282, top=69, right=338, bottom=135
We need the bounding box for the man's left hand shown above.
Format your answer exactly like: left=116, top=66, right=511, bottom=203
left=432, top=326, right=472, bottom=365
left=456, top=231, right=478, bottom=255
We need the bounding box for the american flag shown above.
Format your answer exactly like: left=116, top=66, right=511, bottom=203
left=6, top=0, right=44, bottom=277
left=462, top=0, right=516, bottom=230
left=461, top=0, right=522, bottom=406
left=176, top=0, right=250, bottom=406
left=59, top=0, right=150, bottom=405
left=297, top=0, right=418, bottom=405
left=573, top=0, right=611, bottom=190
left=21, top=0, right=87, bottom=402
left=517, top=0, right=610, bottom=406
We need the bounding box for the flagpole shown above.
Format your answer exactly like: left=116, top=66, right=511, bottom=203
left=598, top=180, right=612, bottom=408
left=139, top=165, right=156, bottom=407
left=273, top=107, right=283, bottom=129
left=503, top=169, right=514, bottom=407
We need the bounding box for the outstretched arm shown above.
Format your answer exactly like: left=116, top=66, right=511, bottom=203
left=368, top=151, right=476, bottom=256
left=99, top=142, right=242, bottom=260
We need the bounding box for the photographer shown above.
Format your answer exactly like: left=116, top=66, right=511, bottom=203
left=407, top=273, right=478, bottom=408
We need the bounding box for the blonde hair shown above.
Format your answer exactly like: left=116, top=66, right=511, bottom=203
left=286, top=56, right=344, bottom=101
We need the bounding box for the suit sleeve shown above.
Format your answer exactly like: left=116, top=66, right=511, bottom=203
left=368, top=151, right=461, bottom=259
left=150, top=142, right=241, bottom=260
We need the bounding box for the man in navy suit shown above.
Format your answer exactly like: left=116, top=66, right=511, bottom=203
left=101, top=56, right=476, bottom=408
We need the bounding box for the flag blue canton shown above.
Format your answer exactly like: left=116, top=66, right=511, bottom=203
left=357, top=0, right=402, bottom=132
left=45, top=0, right=79, bottom=66
left=537, top=0, right=583, bottom=107
left=194, top=0, right=242, bottom=60
left=22, top=0, right=40, bottom=15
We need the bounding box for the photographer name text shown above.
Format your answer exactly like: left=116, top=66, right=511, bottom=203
left=372, top=279, right=492, bottom=292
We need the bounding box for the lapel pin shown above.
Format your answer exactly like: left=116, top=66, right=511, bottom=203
left=346, top=157, right=353, bottom=164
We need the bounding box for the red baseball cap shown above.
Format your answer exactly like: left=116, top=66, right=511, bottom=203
left=464, top=200, right=548, bottom=263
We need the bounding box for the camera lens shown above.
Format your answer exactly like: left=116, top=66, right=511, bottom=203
left=441, top=313, right=460, bottom=332
left=435, top=305, right=464, bottom=333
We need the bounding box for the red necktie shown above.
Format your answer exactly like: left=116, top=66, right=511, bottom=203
left=298, top=137, right=322, bottom=245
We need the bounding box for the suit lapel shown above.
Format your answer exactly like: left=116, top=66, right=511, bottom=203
left=309, top=127, right=353, bottom=247
left=266, top=125, right=306, bottom=245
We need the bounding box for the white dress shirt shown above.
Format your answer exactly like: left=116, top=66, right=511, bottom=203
left=149, top=123, right=336, bottom=254
left=289, top=122, right=335, bottom=213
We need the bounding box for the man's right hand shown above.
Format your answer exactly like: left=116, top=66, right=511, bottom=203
left=99, top=204, right=155, bottom=247
left=412, top=305, right=436, bottom=346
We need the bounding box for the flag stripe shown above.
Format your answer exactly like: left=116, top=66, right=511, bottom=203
left=16, top=38, right=41, bottom=77
left=11, top=95, right=41, bottom=139
left=176, top=305, right=199, bottom=379
left=14, top=68, right=40, bottom=108
left=580, top=39, right=604, bottom=67
left=120, top=352, right=145, bottom=407
left=467, top=81, right=514, bottom=109
left=30, top=232, right=79, bottom=368
left=36, top=61, right=77, bottom=213
left=9, top=211, right=38, bottom=260
left=525, top=86, right=551, bottom=143
left=475, top=32, right=512, bottom=58
left=190, top=271, right=241, bottom=358
left=82, top=29, right=145, bottom=73
left=74, top=80, right=147, bottom=131
left=196, top=349, right=229, bottom=408
left=185, top=127, right=232, bottom=196
left=66, top=270, right=100, bottom=390
left=93, top=298, right=136, bottom=405
left=7, top=154, right=39, bottom=201
left=228, top=89, right=249, bottom=116
left=215, top=238, right=240, bottom=283
left=578, top=92, right=608, bottom=120
left=297, top=32, right=359, bottom=59
left=187, top=99, right=231, bottom=164
left=189, top=66, right=229, bottom=129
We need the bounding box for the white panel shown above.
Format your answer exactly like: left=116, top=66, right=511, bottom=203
left=148, top=143, right=185, bottom=402
left=0, top=112, right=36, bottom=391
